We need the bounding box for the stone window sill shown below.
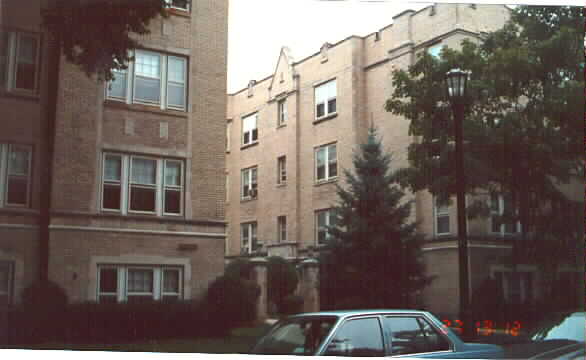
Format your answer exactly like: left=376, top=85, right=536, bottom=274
left=314, top=178, right=338, bottom=187
left=104, top=99, right=188, bottom=118
left=313, top=112, right=338, bottom=125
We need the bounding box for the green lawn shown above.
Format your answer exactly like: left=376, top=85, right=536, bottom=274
left=9, top=323, right=273, bottom=354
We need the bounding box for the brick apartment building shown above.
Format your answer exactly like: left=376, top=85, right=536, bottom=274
left=225, top=3, right=583, bottom=317
left=0, top=0, right=228, bottom=305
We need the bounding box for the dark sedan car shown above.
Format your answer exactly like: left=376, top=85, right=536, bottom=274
left=251, top=309, right=504, bottom=358
left=505, top=311, right=585, bottom=359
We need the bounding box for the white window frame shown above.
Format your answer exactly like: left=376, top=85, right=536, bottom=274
left=106, top=50, right=188, bottom=111
left=491, top=266, right=537, bottom=304
left=242, top=112, right=258, bottom=146
left=277, top=156, right=287, bottom=185
left=277, top=98, right=287, bottom=126
left=97, top=264, right=183, bottom=303
left=0, top=30, right=41, bottom=94
left=315, top=143, right=337, bottom=183
left=315, top=209, right=336, bottom=246
left=490, top=193, right=521, bottom=235
left=314, top=79, right=337, bottom=120
left=226, top=120, right=232, bottom=152
left=165, top=0, right=190, bottom=11
left=434, top=197, right=450, bottom=236
left=0, top=143, right=33, bottom=208
left=241, top=166, right=258, bottom=200
left=101, top=153, right=184, bottom=217
left=278, top=215, right=287, bottom=242
left=241, top=222, right=260, bottom=254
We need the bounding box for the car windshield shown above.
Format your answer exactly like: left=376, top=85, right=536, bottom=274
left=251, top=316, right=338, bottom=355
left=530, top=312, right=585, bottom=343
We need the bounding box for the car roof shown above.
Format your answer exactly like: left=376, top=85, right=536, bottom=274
left=289, top=309, right=431, bottom=319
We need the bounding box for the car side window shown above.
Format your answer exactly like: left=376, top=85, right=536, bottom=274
left=323, top=317, right=385, bottom=357
left=387, top=316, right=451, bottom=355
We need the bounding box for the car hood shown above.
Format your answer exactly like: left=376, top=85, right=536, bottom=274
left=504, top=340, right=584, bottom=359
left=457, top=343, right=504, bottom=358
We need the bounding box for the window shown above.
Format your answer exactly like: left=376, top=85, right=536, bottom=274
left=226, top=120, right=232, bottom=152
left=97, top=265, right=183, bottom=303
left=494, top=270, right=534, bottom=304
left=0, top=30, right=40, bottom=93
left=0, top=144, right=32, bottom=208
left=278, top=216, right=287, bottom=242
left=277, top=98, right=287, bottom=126
left=323, top=318, right=384, bottom=357
left=101, top=153, right=184, bottom=216
left=241, top=166, right=258, bottom=200
left=314, top=79, right=336, bottom=119
left=165, top=0, right=190, bottom=11
left=490, top=193, right=521, bottom=234
left=315, top=209, right=337, bottom=245
left=0, top=261, right=14, bottom=306
left=106, top=50, right=187, bottom=111
left=241, top=222, right=261, bottom=254
left=386, top=316, right=450, bottom=355
left=277, top=156, right=287, bottom=185
left=242, top=113, right=258, bottom=146
left=427, top=43, right=443, bottom=58
left=315, top=143, right=337, bottom=182
left=434, top=197, right=450, bottom=235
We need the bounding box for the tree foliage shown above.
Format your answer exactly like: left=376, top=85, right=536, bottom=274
left=42, top=0, right=168, bottom=81
left=385, top=6, right=583, bottom=272
left=320, top=127, right=431, bottom=309
left=266, top=256, right=299, bottom=314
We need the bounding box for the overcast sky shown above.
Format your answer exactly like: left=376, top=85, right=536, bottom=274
left=226, top=0, right=581, bottom=94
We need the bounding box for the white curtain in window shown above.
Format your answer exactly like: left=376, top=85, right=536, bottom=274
left=163, top=269, right=180, bottom=293
left=165, top=161, right=181, bottom=186
left=18, top=36, right=36, bottom=64
left=128, top=269, right=153, bottom=292
left=135, top=52, right=160, bottom=77
left=104, top=155, right=121, bottom=181
left=131, top=158, right=156, bottom=184
left=8, top=148, right=29, bottom=175
left=316, top=80, right=336, bottom=103
left=243, top=114, right=257, bottom=133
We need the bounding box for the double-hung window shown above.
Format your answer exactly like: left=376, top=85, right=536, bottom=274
left=0, top=261, right=14, bottom=306
left=277, top=216, right=287, bottom=242
left=242, top=113, right=258, bottom=146
left=0, top=30, right=40, bottom=93
left=165, top=0, right=190, bottom=11
left=315, top=209, right=337, bottom=245
left=98, top=265, right=183, bottom=303
left=434, top=197, right=450, bottom=236
left=277, top=156, right=287, bottom=185
left=241, top=222, right=261, bottom=254
left=314, top=79, right=336, bottom=120
left=315, top=143, right=337, bottom=182
left=107, top=50, right=187, bottom=111
left=0, top=143, right=32, bottom=208
left=277, top=98, right=287, bottom=126
left=241, top=166, right=258, bottom=200
left=101, top=153, right=184, bottom=216
left=490, top=193, right=521, bottom=235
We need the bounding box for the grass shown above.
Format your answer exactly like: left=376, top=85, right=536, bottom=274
left=5, top=323, right=273, bottom=354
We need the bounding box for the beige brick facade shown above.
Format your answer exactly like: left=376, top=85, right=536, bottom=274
left=226, top=4, right=584, bottom=316
left=0, top=0, right=228, bottom=305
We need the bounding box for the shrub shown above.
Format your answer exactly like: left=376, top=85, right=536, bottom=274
left=267, top=256, right=299, bottom=314
left=21, top=280, right=68, bottom=309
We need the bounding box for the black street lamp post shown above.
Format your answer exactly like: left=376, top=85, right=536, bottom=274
left=446, top=68, right=472, bottom=340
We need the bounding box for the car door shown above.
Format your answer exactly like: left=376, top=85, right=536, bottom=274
left=383, top=315, right=456, bottom=358
left=320, top=316, right=386, bottom=357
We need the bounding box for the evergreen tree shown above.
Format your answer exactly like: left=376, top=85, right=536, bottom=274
left=385, top=6, right=583, bottom=287
left=320, top=127, right=431, bottom=309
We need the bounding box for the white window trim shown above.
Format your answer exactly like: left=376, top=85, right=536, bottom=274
left=490, top=265, right=538, bottom=304
left=165, top=0, right=191, bottom=11
left=241, top=112, right=259, bottom=146
left=97, top=264, right=184, bottom=303
left=314, top=79, right=337, bottom=120
left=106, top=50, right=188, bottom=111
left=277, top=156, right=287, bottom=185
left=162, top=159, right=184, bottom=216
left=1, top=31, right=41, bottom=94
left=315, top=209, right=335, bottom=246
left=434, top=197, right=450, bottom=236
left=315, top=143, right=337, bottom=183
left=101, top=153, right=184, bottom=217
left=0, top=143, right=32, bottom=208
left=278, top=215, right=287, bottom=242
left=241, top=166, right=258, bottom=200
left=241, top=222, right=260, bottom=254
left=0, top=261, right=14, bottom=305
left=489, top=194, right=522, bottom=235
left=277, top=98, right=287, bottom=126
